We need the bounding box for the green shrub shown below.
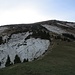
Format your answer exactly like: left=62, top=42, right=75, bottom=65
left=14, top=55, right=21, bottom=64
left=23, top=59, right=28, bottom=62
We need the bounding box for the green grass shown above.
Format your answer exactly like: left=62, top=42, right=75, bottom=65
left=0, top=40, right=75, bottom=75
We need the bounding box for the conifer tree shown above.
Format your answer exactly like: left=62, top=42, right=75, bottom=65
left=5, top=55, right=11, bottom=67
left=0, top=62, right=1, bottom=66
left=14, top=55, right=21, bottom=64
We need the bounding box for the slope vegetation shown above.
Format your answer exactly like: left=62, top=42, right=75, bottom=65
left=0, top=40, right=75, bottom=75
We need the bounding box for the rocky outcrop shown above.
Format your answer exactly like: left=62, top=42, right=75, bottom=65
left=0, top=32, right=50, bottom=68
left=0, top=20, right=75, bottom=68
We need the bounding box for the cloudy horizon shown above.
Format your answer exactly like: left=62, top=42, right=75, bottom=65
left=0, top=0, right=75, bottom=25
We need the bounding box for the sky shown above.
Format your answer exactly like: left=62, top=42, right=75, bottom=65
left=0, top=0, right=75, bottom=25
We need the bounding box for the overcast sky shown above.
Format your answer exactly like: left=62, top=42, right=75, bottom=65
left=0, top=0, right=75, bottom=25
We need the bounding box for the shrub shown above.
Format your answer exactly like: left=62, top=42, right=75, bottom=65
left=23, top=59, right=28, bottom=62
left=14, top=55, right=21, bottom=64
left=62, top=33, right=75, bottom=40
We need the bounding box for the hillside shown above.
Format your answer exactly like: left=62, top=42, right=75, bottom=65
left=0, top=40, right=75, bottom=75
left=0, top=20, right=75, bottom=74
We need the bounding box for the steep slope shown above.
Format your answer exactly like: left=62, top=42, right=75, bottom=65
left=0, top=40, right=75, bottom=75
left=0, top=20, right=75, bottom=68
left=0, top=24, right=50, bottom=68
left=39, top=20, right=75, bottom=41
left=40, top=20, right=75, bottom=33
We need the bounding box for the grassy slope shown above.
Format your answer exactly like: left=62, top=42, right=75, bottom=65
left=0, top=40, right=75, bottom=75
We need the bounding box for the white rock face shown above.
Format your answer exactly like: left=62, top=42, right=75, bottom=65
left=42, top=24, right=66, bottom=34
left=0, top=32, right=50, bottom=68
left=57, top=23, right=75, bottom=28
left=66, top=23, right=75, bottom=28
